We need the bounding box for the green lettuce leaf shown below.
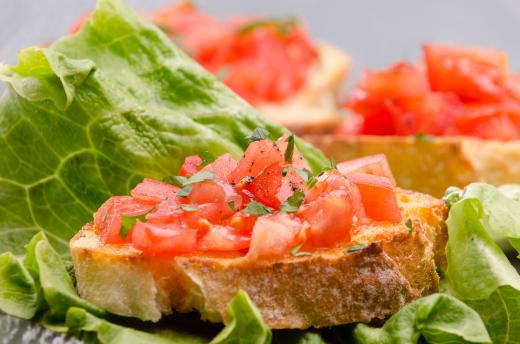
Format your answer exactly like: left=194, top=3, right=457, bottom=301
left=0, top=0, right=326, bottom=256
left=352, top=293, right=490, bottom=344
left=210, top=290, right=271, bottom=344
left=444, top=183, right=520, bottom=343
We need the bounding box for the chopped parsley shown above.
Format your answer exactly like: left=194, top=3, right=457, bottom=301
left=346, top=244, right=366, bottom=253
left=282, top=167, right=290, bottom=177
left=280, top=190, right=305, bottom=213
left=330, top=158, right=337, bottom=170
left=246, top=127, right=269, bottom=143
left=295, top=168, right=313, bottom=182
left=306, top=176, right=318, bottom=189
left=405, top=218, right=413, bottom=234
left=284, top=134, right=295, bottom=162
left=119, top=214, right=146, bottom=240
left=178, top=184, right=193, bottom=198
left=165, top=170, right=215, bottom=188
left=228, top=200, right=236, bottom=212
left=290, top=242, right=312, bottom=257
left=180, top=204, right=199, bottom=212
left=415, top=133, right=433, bottom=142
left=243, top=201, right=272, bottom=216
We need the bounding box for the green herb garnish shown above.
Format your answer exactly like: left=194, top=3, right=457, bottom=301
left=178, top=184, right=193, bottom=198
left=282, top=167, right=290, bottom=177
left=280, top=190, right=305, bottom=213
left=290, top=242, right=312, bottom=257
left=415, top=132, right=433, bottom=142
left=165, top=170, right=215, bottom=188
left=180, top=204, right=199, bottom=212
left=243, top=201, right=272, bottom=216
left=228, top=200, right=236, bottom=212
left=330, top=158, right=337, bottom=170
left=295, top=168, right=313, bottom=182
left=246, top=127, right=269, bottom=143
left=284, top=134, right=295, bottom=162
left=236, top=17, right=297, bottom=36
left=405, top=218, right=413, bottom=234
left=119, top=214, right=146, bottom=240
left=306, top=176, right=318, bottom=189
left=346, top=244, right=366, bottom=253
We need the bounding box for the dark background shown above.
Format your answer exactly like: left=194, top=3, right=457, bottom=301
left=2, top=0, right=520, bottom=86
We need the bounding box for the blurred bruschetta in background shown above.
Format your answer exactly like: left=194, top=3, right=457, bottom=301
left=308, top=43, right=520, bottom=197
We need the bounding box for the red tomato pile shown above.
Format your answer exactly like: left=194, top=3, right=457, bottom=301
left=93, top=135, right=401, bottom=258
left=70, top=2, right=318, bottom=105
left=337, top=44, right=520, bottom=140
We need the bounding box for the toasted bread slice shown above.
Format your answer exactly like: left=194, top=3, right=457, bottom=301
left=257, top=43, right=350, bottom=135
left=306, top=134, right=520, bottom=197
left=70, top=188, right=447, bottom=329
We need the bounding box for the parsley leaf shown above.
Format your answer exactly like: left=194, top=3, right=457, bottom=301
left=119, top=214, right=146, bottom=240
left=246, top=127, right=269, bottom=143
left=330, top=158, right=337, bottom=170
left=405, top=218, right=413, bottom=234
left=346, top=244, right=366, bottom=253
left=164, top=170, right=215, bottom=188
left=180, top=205, right=198, bottom=212
left=178, top=184, right=193, bottom=198
left=290, top=242, right=312, bottom=257
left=284, top=134, right=295, bottom=162
left=228, top=200, right=236, bottom=212
left=295, top=168, right=313, bottom=182
left=280, top=190, right=305, bottom=213
left=243, top=201, right=272, bottom=216
left=306, top=176, right=318, bottom=189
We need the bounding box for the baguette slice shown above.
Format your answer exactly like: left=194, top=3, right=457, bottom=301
left=257, top=43, right=351, bottom=135
left=71, top=188, right=447, bottom=329
left=306, top=134, right=520, bottom=197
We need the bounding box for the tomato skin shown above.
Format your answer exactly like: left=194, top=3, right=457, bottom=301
left=277, top=167, right=306, bottom=204
left=423, top=43, right=507, bottom=102
left=246, top=162, right=283, bottom=208
left=202, top=153, right=238, bottom=182
left=247, top=214, right=303, bottom=259
left=337, top=154, right=396, bottom=186
left=94, top=196, right=155, bottom=244
left=347, top=173, right=401, bottom=223
left=198, top=225, right=250, bottom=251
left=227, top=139, right=283, bottom=184
left=131, top=221, right=198, bottom=255
left=130, top=179, right=179, bottom=204
left=179, top=155, right=202, bottom=176
left=453, top=102, right=520, bottom=140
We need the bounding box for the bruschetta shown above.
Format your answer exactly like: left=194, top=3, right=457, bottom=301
left=70, top=134, right=447, bottom=329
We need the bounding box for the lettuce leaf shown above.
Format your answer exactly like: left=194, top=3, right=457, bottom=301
left=444, top=183, right=520, bottom=343
left=353, top=293, right=490, bottom=344
left=0, top=0, right=326, bottom=257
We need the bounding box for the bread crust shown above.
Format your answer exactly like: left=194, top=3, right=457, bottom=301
left=306, top=134, right=520, bottom=197
left=70, top=189, right=447, bottom=329
left=258, top=43, right=351, bottom=135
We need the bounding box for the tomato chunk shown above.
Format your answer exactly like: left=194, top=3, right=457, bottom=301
left=179, top=155, right=202, bottom=176
left=131, top=221, right=197, bottom=255
left=423, top=43, right=507, bottom=102
left=247, top=214, right=303, bottom=259
left=198, top=225, right=250, bottom=251
left=347, top=173, right=401, bottom=223
left=227, top=139, right=283, bottom=183
left=337, top=154, right=396, bottom=186
left=246, top=162, right=283, bottom=208
left=130, top=178, right=179, bottom=204
left=298, top=190, right=354, bottom=248
left=202, top=153, right=238, bottom=181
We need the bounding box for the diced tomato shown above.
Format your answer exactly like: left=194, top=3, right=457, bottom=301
left=94, top=196, right=155, bottom=244
left=198, top=225, right=250, bottom=251
left=227, top=212, right=258, bottom=234
left=227, top=139, right=284, bottom=183
left=275, top=133, right=310, bottom=170
left=247, top=214, right=303, bottom=259
left=335, top=113, right=364, bottom=136
left=146, top=197, right=181, bottom=224
left=246, top=162, right=283, bottom=208
left=179, top=155, right=202, bottom=176
left=298, top=190, right=354, bottom=248
left=423, top=43, right=507, bottom=102
left=453, top=102, right=520, bottom=140
left=386, top=92, right=462, bottom=135
left=277, top=167, right=306, bottom=204
left=130, top=178, right=179, bottom=204
left=347, top=173, right=401, bottom=223
left=505, top=73, right=520, bottom=102
left=187, top=180, right=241, bottom=205
left=202, top=153, right=238, bottom=181
left=131, top=221, right=197, bottom=255
left=337, top=154, right=396, bottom=186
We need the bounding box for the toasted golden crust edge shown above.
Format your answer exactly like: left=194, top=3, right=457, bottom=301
left=305, top=134, right=520, bottom=197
